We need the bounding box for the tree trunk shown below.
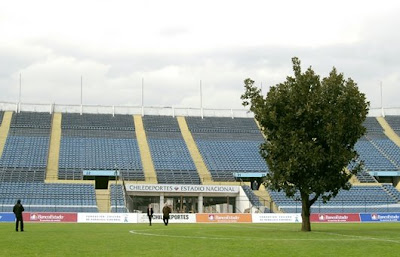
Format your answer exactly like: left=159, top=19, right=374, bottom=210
left=301, top=192, right=311, bottom=231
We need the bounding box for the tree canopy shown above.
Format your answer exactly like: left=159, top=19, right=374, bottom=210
left=241, top=57, right=369, bottom=231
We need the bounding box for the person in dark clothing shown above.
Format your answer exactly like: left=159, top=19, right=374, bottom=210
left=162, top=203, right=172, bottom=226
left=252, top=180, right=259, bottom=190
left=147, top=204, right=154, bottom=226
left=13, top=199, right=24, bottom=232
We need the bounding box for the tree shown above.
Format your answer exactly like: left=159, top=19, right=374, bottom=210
left=241, top=57, right=369, bottom=231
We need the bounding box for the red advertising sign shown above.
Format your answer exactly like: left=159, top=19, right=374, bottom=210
left=23, top=212, right=77, bottom=223
left=310, top=213, right=360, bottom=223
left=196, top=213, right=252, bottom=223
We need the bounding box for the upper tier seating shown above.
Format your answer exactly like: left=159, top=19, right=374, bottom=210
left=0, top=182, right=98, bottom=212
left=355, top=137, right=398, bottom=171
left=185, top=117, right=268, bottom=181
left=385, top=115, right=400, bottom=137
left=355, top=169, right=378, bottom=183
left=0, top=112, right=51, bottom=182
left=62, top=113, right=135, bottom=131
left=363, top=117, right=383, bottom=133
left=353, top=117, right=400, bottom=172
left=59, top=114, right=144, bottom=181
left=143, top=116, right=200, bottom=184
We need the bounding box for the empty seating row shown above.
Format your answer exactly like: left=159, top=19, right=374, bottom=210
left=59, top=137, right=142, bottom=170
left=62, top=113, right=135, bottom=130
left=148, top=139, right=196, bottom=171
left=363, top=117, right=384, bottom=133
left=196, top=140, right=268, bottom=172
left=59, top=114, right=144, bottom=181
left=382, top=184, right=400, bottom=202
left=11, top=112, right=51, bottom=129
left=371, top=139, right=400, bottom=167
left=0, top=136, right=49, bottom=168
left=0, top=168, right=45, bottom=182
left=185, top=117, right=261, bottom=134
left=143, top=116, right=201, bottom=183
left=142, top=116, right=181, bottom=132
left=185, top=117, right=268, bottom=182
left=156, top=170, right=201, bottom=184
left=0, top=182, right=98, bottom=213
left=0, top=112, right=51, bottom=183
left=355, top=169, right=378, bottom=183
left=355, top=139, right=398, bottom=171
left=385, top=115, right=400, bottom=136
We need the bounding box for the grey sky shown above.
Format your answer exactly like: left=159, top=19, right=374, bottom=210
left=0, top=0, right=399, bottom=110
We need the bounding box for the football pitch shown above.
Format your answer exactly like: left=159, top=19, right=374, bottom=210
left=1, top=223, right=399, bottom=257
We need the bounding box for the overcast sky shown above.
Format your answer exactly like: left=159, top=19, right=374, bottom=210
left=0, top=0, right=399, bottom=110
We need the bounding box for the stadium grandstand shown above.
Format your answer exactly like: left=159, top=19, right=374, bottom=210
left=1, top=102, right=400, bottom=215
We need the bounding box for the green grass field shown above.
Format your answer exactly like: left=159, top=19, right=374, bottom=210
left=1, top=223, right=399, bottom=257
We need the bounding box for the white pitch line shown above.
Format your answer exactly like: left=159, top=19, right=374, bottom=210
left=314, top=231, right=400, bottom=244
left=128, top=230, right=387, bottom=241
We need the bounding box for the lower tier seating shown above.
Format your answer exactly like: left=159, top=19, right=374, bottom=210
left=0, top=182, right=98, bottom=212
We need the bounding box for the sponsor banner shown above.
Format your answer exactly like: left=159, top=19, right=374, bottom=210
left=126, top=184, right=239, bottom=194
left=0, top=213, right=15, bottom=222
left=137, top=213, right=196, bottom=223
left=196, top=213, right=252, bottom=223
left=252, top=213, right=302, bottom=223
left=360, top=213, right=400, bottom=222
left=24, top=212, right=77, bottom=222
left=311, top=213, right=360, bottom=223
left=78, top=213, right=137, bottom=223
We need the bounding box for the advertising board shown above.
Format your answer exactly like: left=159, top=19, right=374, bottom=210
left=0, top=213, right=15, bottom=222
left=77, top=213, right=137, bottom=223
left=196, top=213, right=252, bottom=223
left=23, top=212, right=77, bottom=222
left=252, top=213, right=302, bottom=223
left=126, top=184, right=239, bottom=193
left=360, top=213, right=400, bottom=222
left=137, top=213, right=196, bottom=223
left=310, top=213, right=360, bottom=223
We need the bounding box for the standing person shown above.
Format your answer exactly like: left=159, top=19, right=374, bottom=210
left=162, top=203, right=172, bottom=226
left=146, top=204, right=154, bottom=226
left=252, top=180, right=258, bottom=190
left=13, top=199, right=24, bottom=232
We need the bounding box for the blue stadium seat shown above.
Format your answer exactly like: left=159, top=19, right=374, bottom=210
left=0, top=182, right=98, bottom=212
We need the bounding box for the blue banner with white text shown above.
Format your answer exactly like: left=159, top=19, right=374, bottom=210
left=0, top=213, right=15, bottom=222
left=360, top=213, right=400, bottom=222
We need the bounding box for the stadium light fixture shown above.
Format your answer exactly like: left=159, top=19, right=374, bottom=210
left=141, top=77, right=144, bottom=117
left=80, top=76, right=83, bottom=115
left=380, top=81, right=385, bottom=117
left=200, top=80, right=203, bottom=119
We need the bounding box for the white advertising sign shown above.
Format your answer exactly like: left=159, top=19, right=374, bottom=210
left=126, top=184, right=239, bottom=193
left=252, top=213, right=302, bottom=223
left=78, top=213, right=138, bottom=223
left=137, top=213, right=196, bottom=224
